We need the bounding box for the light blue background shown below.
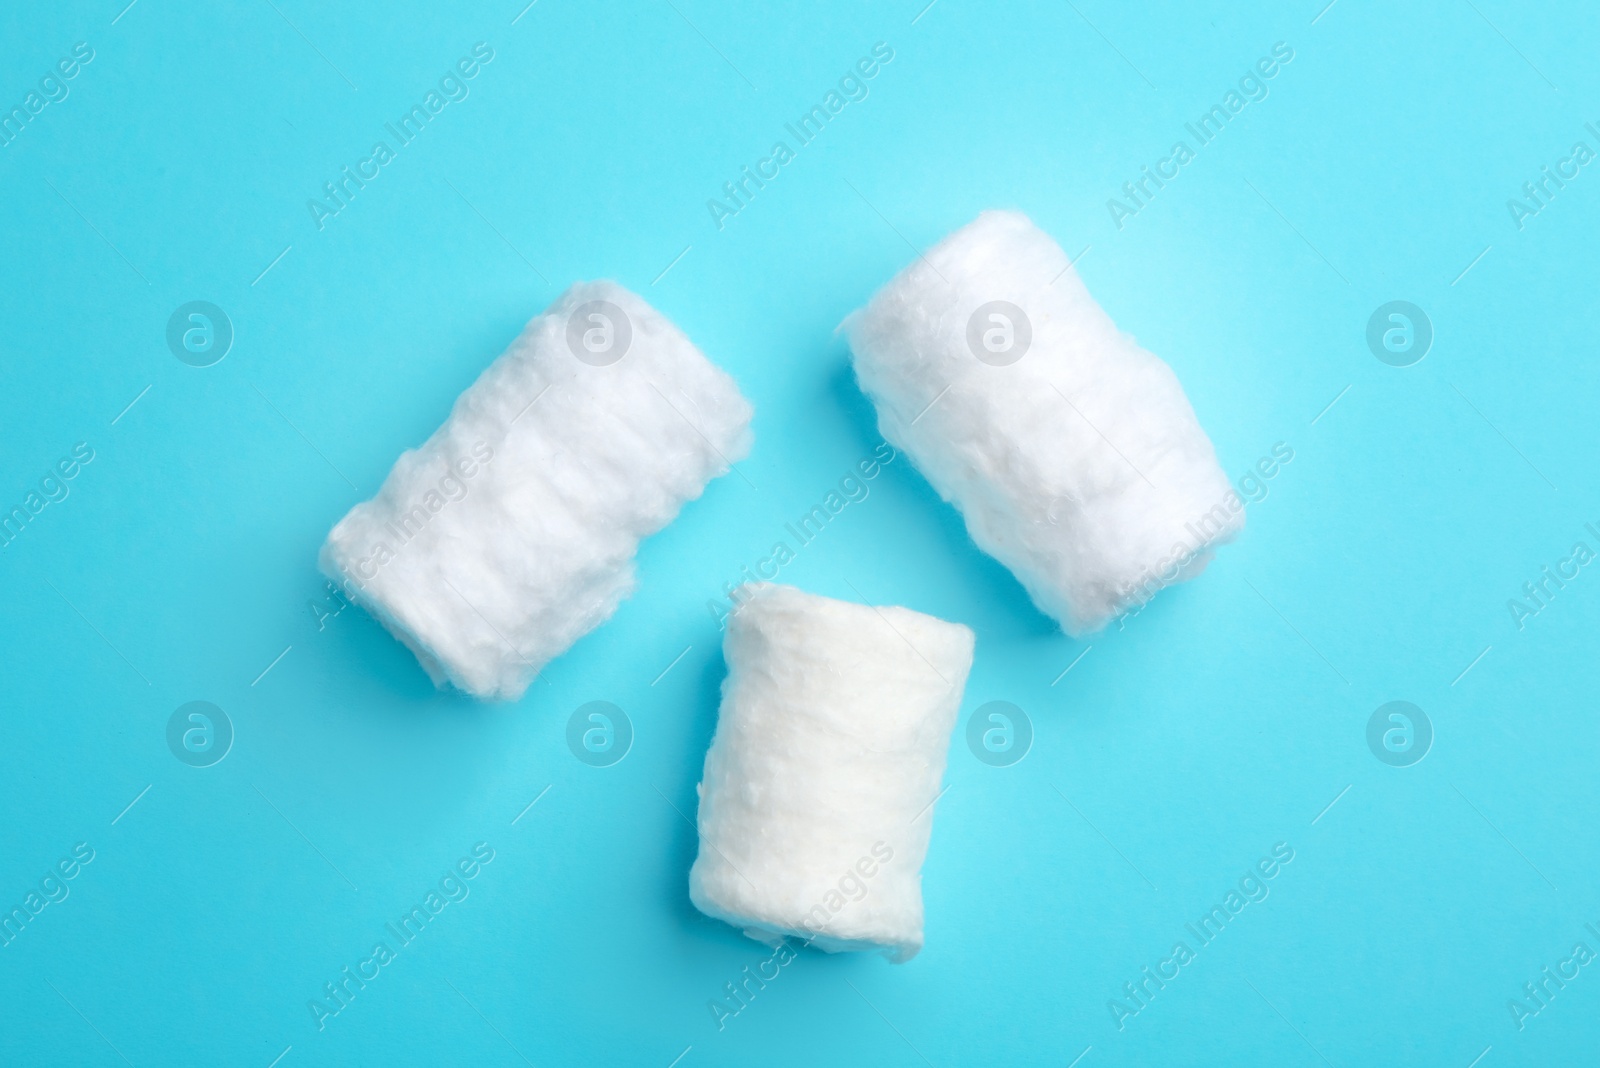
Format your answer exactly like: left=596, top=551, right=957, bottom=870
left=2, top=0, right=1597, bottom=1064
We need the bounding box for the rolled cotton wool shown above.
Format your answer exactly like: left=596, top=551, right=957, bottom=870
left=845, top=210, right=1242, bottom=634
left=689, top=583, right=974, bottom=962
left=319, top=281, right=753, bottom=700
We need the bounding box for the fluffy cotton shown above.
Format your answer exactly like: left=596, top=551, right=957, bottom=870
left=689, top=583, right=974, bottom=962
left=845, top=210, right=1242, bottom=634
left=320, top=281, right=752, bottom=700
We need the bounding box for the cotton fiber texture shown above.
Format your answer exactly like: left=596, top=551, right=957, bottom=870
left=320, top=281, right=752, bottom=700
left=845, top=210, right=1242, bottom=634
left=689, top=583, right=974, bottom=962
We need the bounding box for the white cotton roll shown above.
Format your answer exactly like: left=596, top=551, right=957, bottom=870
left=689, top=583, right=974, bottom=962
left=845, top=210, right=1242, bottom=635
left=319, top=281, right=753, bottom=701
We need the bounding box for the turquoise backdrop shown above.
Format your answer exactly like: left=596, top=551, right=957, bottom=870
left=2, top=0, right=1598, bottom=1064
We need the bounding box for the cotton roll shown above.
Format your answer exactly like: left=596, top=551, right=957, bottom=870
left=846, top=210, right=1242, bottom=635
left=689, top=583, right=974, bottom=962
left=320, top=281, right=753, bottom=700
